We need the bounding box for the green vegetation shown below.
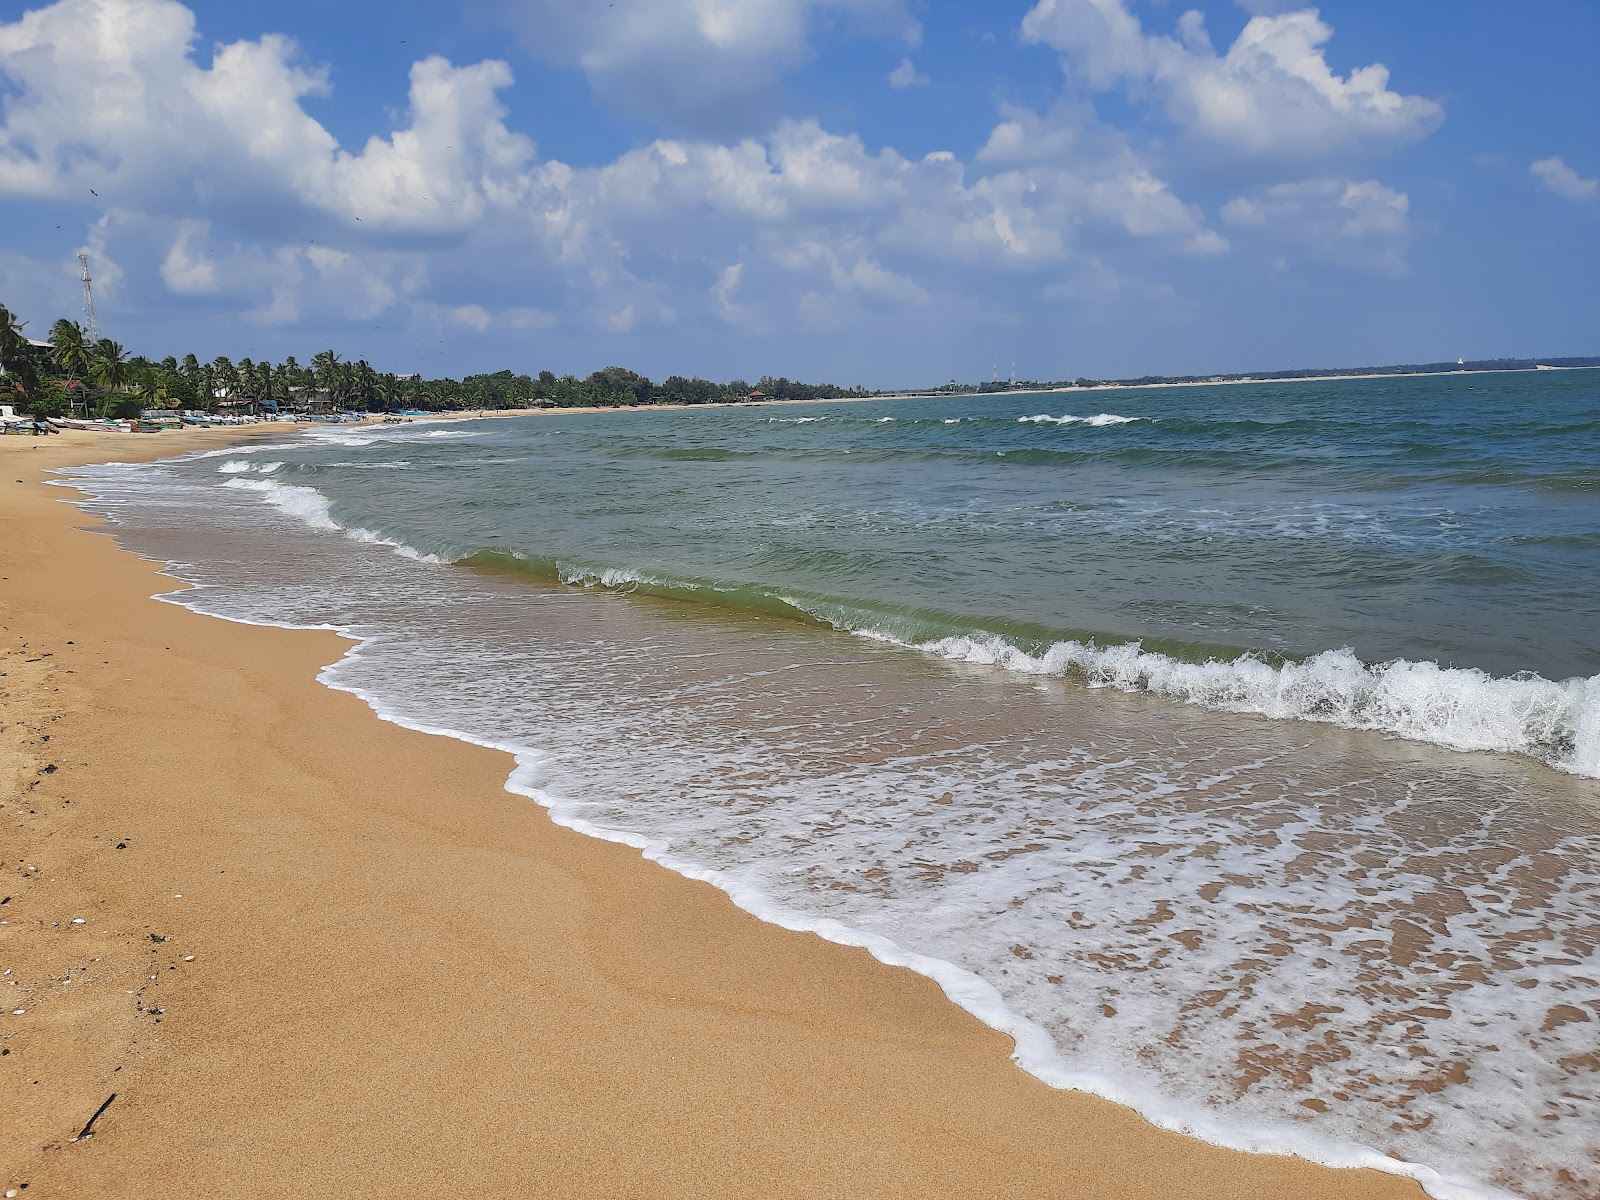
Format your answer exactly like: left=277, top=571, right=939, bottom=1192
left=1, top=299, right=865, bottom=418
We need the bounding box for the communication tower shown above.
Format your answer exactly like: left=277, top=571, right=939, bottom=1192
left=78, top=252, right=99, bottom=342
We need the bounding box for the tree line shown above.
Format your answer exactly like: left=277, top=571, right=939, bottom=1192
left=0, top=300, right=866, bottom=418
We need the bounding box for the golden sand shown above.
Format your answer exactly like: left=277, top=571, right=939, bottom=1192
left=0, top=428, right=1424, bottom=1198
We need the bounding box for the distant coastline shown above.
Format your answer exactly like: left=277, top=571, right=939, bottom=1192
left=878, top=357, right=1600, bottom=402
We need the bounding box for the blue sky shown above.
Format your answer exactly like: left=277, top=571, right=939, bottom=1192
left=0, top=0, right=1595, bottom=387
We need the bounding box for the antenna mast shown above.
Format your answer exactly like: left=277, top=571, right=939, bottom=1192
left=78, top=253, right=100, bottom=343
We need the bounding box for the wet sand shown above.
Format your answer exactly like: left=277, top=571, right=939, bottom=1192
left=0, top=428, right=1424, bottom=1198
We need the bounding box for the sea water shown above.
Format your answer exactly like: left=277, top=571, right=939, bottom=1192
left=60, top=371, right=1600, bottom=1198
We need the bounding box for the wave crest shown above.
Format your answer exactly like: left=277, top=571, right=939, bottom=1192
left=889, top=633, right=1599, bottom=777
left=1020, top=413, right=1144, bottom=426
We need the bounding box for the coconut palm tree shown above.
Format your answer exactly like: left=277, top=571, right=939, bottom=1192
left=274, top=359, right=298, bottom=407
left=310, top=349, right=344, bottom=406
left=0, top=303, right=26, bottom=360
left=89, top=338, right=130, bottom=393
left=49, top=319, right=89, bottom=376
left=195, top=365, right=216, bottom=411
left=353, top=358, right=377, bottom=409
left=0, top=303, right=42, bottom=406
left=212, top=355, right=238, bottom=402
left=377, top=373, right=403, bottom=411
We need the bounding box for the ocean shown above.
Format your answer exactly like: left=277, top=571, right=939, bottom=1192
left=62, top=370, right=1599, bottom=1199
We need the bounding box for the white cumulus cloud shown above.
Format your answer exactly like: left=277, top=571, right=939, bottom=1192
left=1531, top=157, right=1598, bottom=203
left=0, top=0, right=535, bottom=237
left=888, top=57, right=928, bottom=88
left=490, top=0, right=920, bottom=132
left=1019, top=1, right=1443, bottom=160
left=1223, top=178, right=1413, bottom=274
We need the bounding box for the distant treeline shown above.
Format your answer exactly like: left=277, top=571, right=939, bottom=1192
left=0, top=297, right=866, bottom=415
left=927, top=357, right=1600, bottom=395
left=3, top=297, right=1593, bottom=417
left=475, top=368, right=868, bottom=409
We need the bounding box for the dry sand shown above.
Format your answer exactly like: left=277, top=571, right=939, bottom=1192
left=0, top=428, right=1426, bottom=1199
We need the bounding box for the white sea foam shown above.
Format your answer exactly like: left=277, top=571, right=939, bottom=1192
left=880, top=632, right=1600, bottom=778
left=558, top=563, right=651, bottom=589
left=303, top=432, right=379, bottom=446
left=221, top=477, right=339, bottom=530
left=221, top=477, right=447, bottom=562
left=1020, top=413, right=1143, bottom=426
left=1019, top=412, right=1144, bottom=426
left=186, top=439, right=304, bottom=460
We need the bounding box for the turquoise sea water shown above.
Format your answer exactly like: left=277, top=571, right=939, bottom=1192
left=63, top=370, right=1600, bottom=1200
left=301, top=372, right=1600, bottom=682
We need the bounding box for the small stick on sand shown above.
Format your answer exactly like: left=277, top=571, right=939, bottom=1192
left=75, top=1094, right=116, bottom=1141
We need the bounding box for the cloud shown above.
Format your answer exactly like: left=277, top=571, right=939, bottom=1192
left=887, top=57, right=928, bottom=88
left=0, top=0, right=1231, bottom=369
left=975, top=102, right=1226, bottom=256
left=1019, top=1, right=1443, bottom=160
left=489, top=0, right=920, bottom=133
left=0, top=0, right=536, bottom=240
left=1222, top=177, right=1413, bottom=274
left=1531, top=157, right=1598, bottom=203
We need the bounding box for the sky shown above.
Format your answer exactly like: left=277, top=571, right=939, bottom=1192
left=0, top=0, right=1595, bottom=388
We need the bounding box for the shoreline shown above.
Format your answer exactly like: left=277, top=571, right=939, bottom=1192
left=0, top=427, right=1426, bottom=1198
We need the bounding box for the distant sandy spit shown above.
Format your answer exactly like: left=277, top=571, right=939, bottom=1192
left=0, top=429, right=1422, bottom=1199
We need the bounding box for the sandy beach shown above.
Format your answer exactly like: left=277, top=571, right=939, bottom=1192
left=0, top=427, right=1426, bottom=1199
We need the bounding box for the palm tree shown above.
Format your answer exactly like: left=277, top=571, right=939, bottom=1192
left=89, top=338, right=130, bottom=393
left=0, top=303, right=42, bottom=406
left=332, top=361, right=355, bottom=409
left=196, top=365, right=216, bottom=412
left=310, top=349, right=343, bottom=407
left=353, top=358, right=377, bottom=409
left=0, top=303, right=26, bottom=361
left=274, top=359, right=297, bottom=407
left=212, top=356, right=238, bottom=401
left=378, top=373, right=403, bottom=412
left=49, top=319, right=89, bottom=375
left=129, top=362, right=168, bottom=410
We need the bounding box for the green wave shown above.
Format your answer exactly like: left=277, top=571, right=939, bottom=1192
left=456, top=547, right=1265, bottom=669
